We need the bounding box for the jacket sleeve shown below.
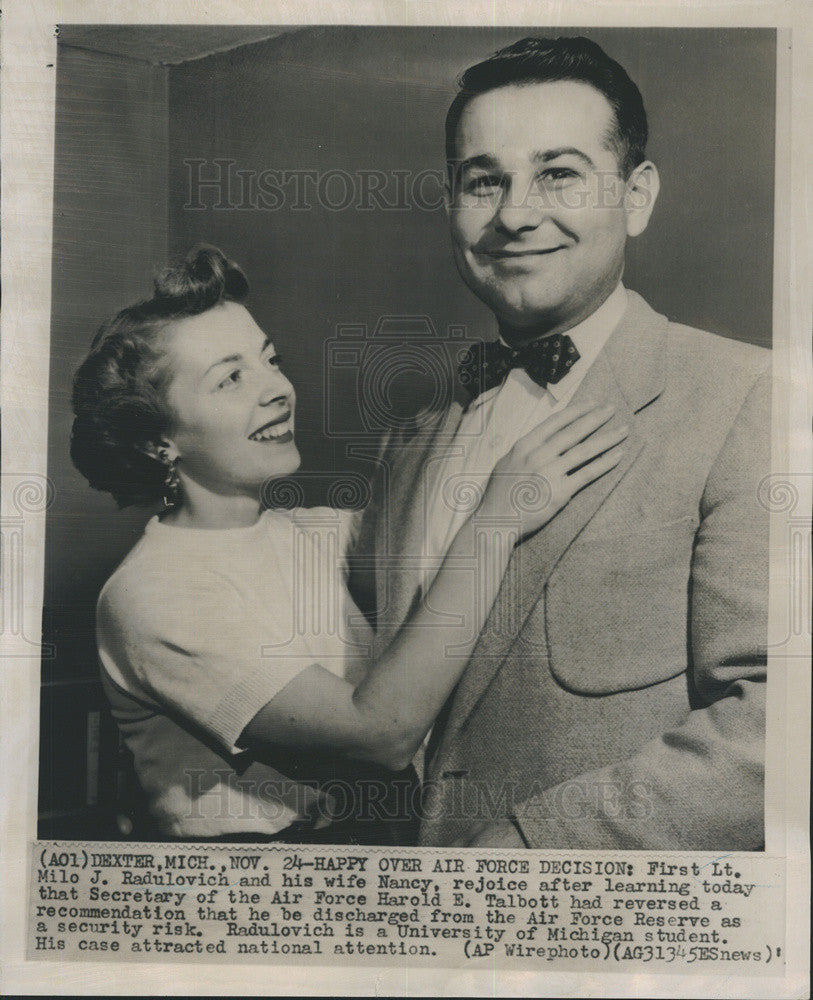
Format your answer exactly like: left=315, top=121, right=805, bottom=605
left=514, top=370, right=771, bottom=850
left=346, top=429, right=392, bottom=629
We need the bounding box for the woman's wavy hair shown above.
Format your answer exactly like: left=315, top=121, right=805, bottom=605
left=70, top=244, right=249, bottom=507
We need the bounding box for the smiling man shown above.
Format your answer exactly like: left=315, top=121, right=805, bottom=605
left=353, top=35, right=770, bottom=850
left=447, top=76, right=655, bottom=339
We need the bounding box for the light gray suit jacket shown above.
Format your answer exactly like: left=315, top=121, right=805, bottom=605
left=350, top=291, right=770, bottom=850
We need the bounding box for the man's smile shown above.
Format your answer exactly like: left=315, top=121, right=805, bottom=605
left=476, top=246, right=568, bottom=259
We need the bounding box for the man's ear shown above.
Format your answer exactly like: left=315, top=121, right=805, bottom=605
left=624, top=160, right=660, bottom=237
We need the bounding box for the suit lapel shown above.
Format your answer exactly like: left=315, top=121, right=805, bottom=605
left=438, top=292, right=670, bottom=739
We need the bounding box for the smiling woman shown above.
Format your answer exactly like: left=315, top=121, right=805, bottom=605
left=70, top=244, right=628, bottom=843
left=153, top=302, right=301, bottom=529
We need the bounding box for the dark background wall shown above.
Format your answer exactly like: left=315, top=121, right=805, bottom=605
left=41, top=26, right=775, bottom=835
left=46, top=46, right=168, bottom=623
left=41, top=44, right=168, bottom=833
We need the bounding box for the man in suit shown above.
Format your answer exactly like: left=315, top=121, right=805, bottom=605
left=351, top=36, right=769, bottom=849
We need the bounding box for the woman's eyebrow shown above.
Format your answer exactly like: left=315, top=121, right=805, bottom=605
left=203, top=353, right=243, bottom=376
left=202, top=339, right=274, bottom=378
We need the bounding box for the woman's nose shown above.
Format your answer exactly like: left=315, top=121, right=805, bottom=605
left=258, top=368, right=294, bottom=406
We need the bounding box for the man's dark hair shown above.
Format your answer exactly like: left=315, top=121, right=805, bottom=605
left=70, top=244, right=249, bottom=507
left=445, top=35, right=648, bottom=177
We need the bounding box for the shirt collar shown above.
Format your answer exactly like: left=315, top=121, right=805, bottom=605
left=469, top=283, right=628, bottom=410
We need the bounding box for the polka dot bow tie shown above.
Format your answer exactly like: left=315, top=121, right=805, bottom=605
left=457, top=334, right=581, bottom=398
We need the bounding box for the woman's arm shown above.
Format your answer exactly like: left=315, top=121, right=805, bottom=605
left=241, top=403, right=627, bottom=769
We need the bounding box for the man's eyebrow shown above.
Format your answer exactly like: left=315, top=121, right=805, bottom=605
left=456, top=154, right=501, bottom=174
left=532, top=147, right=596, bottom=169
left=454, top=148, right=596, bottom=177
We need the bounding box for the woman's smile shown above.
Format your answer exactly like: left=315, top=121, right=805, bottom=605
left=249, top=411, right=294, bottom=442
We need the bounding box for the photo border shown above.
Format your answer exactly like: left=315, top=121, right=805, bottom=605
left=1, top=2, right=810, bottom=997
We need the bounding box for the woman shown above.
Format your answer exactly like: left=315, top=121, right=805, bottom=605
left=71, top=245, right=626, bottom=844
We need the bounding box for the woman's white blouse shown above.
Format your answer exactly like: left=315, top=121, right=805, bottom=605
left=97, top=507, right=372, bottom=837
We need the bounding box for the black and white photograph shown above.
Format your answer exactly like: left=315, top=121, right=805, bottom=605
left=1, top=2, right=810, bottom=996
left=39, top=23, right=777, bottom=848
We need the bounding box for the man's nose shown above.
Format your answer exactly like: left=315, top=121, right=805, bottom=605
left=493, top=178, right=546, bottom=235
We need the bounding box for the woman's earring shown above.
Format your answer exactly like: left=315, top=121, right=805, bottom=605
left=159, top=449, right=181, bottom=509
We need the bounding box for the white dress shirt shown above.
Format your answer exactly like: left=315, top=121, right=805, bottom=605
left=423, top=283, right=629, bottom=578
